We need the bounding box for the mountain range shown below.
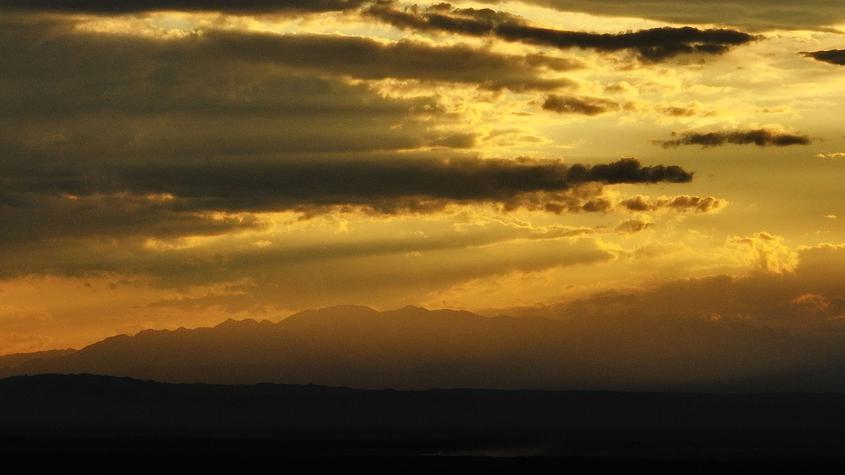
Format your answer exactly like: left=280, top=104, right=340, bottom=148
left=3, top=305, right=845, bottom=391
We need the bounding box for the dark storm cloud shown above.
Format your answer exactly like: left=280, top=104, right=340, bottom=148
left=365, top=2, right=755, bottom=61
left=0, top=0, right=365, bottom=14
left=542, top=95, right=617, bottom=115
left=6, top=158, right=691, bottom=216
left=802, top=49, right=845, bottom=66
left=658, top=129, right=812, bottom=148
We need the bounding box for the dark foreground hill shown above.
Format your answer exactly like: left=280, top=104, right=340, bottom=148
left=9, top=373, right=845, bottom=438
left=5, top=373, right=845, bottom=468
left=5, top=305, right=845, bottom=392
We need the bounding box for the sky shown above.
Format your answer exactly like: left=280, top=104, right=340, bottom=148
left=1, top=0, right=845, bottom=355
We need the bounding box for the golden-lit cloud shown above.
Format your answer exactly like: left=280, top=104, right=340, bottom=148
left=490, top=0, right=845, bottom=31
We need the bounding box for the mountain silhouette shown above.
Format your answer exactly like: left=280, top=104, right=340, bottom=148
left=3, top=305, right=845, bottom=391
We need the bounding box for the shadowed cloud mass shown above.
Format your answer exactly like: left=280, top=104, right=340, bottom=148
left=0, top=20, right=576, bottom=102
left=365, top=2, right=756, bottom=61
left=0, top=0, right=366, bottom=14
left=803, top=49, right=845, bottom=65
left=0, top=15, right=695, bottom=245
left=658, top=129, right=812, bottom=148
left=620, top=195, right=727, bottom=213
left=1, top=158, right=693, bottom=218
left=542, top=94, right=618, bottom=115
left=187, top=31, right=577, bottom=92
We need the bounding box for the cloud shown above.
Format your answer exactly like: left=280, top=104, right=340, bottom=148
left=542, top=95, right=617, bottom=115
left=620, top=195, right=727, bottom=213
left=797, top=243, right=845, bottom=286
left=802, top=49, right=845, bottom=65
left=0, top=152, right=694, bottom=251
left=365, top=2, right=755, bottom=62
left=192, top=31, right=576, bottom=92
left=657, top=129, right=811, bottom=147
left=615, top=216, right=653, bottom=234
left=656, top=103, right=711, bottom=117
left=0, top=0, right=366, bottom=14
left=0, top=193, right=265, bottom=245
left=0, top=14, right=697, bottom=288
left=659, top=106, right=697, bottom=117
left=0, top=218, right=617, bottom=311
left=818, top=152, right=845, bottom=159
left=729, top=232, right=798, bottom=274
left=1, top=25, right=576, bottom=120
left=526, top=240, right=845, bottom=331
left=1, top=18, right=483, bottom=158
left=6, top=158, right=692, bottom=216
left=482, top=0, right=845, bottom=32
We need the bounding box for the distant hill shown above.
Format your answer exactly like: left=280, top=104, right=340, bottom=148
left=3, top=305, right=845, bottom=391
left=4, top=373, right=845, bottom=461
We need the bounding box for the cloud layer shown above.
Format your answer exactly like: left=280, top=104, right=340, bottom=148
left=365, top=2, right=755, bottom=62
left=0, top=0, right=366, bottom=13
left=487, top=0, right=845, bottom=31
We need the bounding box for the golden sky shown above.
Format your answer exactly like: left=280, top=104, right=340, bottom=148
left=1, top=0, right=845, bottom=354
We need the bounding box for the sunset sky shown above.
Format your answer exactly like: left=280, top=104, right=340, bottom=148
left=2, top=0, right=845, bottom=355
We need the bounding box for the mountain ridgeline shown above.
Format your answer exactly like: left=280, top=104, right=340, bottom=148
left=3, top=305, right=845, bottom=391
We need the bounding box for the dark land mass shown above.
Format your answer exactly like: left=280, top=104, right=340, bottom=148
left=4, top=374, right=845, bottom=472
